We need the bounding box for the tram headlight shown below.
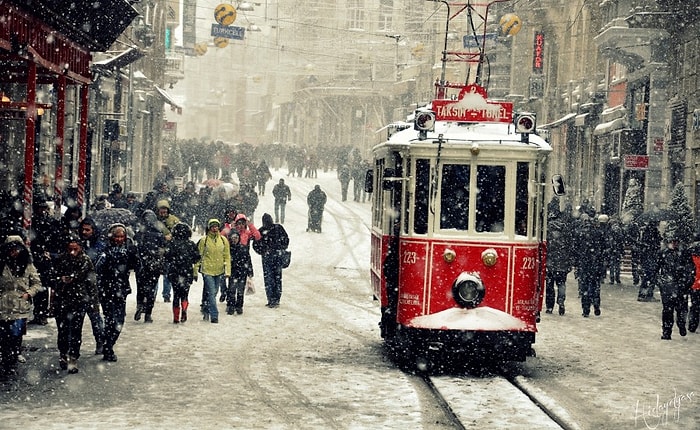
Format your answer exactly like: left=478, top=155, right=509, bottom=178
left=452, top=273, right=485, bottom=309
left=481, top=248, right=498, bottom=267
left=443, top=248, right=456, bottom=263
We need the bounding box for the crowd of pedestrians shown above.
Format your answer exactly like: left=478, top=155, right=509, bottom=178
left=544, top=197, right=699, bottom=340
left=0, top=149, right=371, bottom=376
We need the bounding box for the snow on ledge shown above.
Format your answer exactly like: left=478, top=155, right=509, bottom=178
left=410, top=306, right=528, bottom=331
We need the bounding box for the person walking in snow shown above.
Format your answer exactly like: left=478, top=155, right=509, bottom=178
left=94, top=224, right=141, bottom=362
left=572, top=213, right=605, bottom=317
left=272, top=179, right=291, bottom=224
left=637, top=221, right=663, bottom=301
left=544, top=208, right=572, bottom=315
left=226, top=231, right=254, bottom=315
left=223, top=213, right=259, bottom=311
left=655, top=235, right=695, bottom=340
left=0, top=235, right=42, bottom=375
left=196, top=219, right=230, bottom=323
left=253, top=213, right=289, bottom=308
left=164, top=223, right=200, bottom=324
left=52, top=235, right=98, bottom=373
left=306, top=185, right=327, bottom=233
left=78, top=217, right=106, bottom=355
left=133, top=210, right=166, bottom=323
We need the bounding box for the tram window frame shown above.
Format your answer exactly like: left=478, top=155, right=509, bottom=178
left=413, top=158, right=430, bottom=234
left=372, top=159, right=385, bottom=229
left=475, top=165, right=506, bottom=233
left=515, top=162, right=531, bottom=237
left=440, top=164, right=471, bottom=231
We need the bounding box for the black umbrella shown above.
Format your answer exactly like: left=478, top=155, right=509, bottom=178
left=91, top=208, right=138, bottom=232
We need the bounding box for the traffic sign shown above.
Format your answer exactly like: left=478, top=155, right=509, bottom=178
left=211, top=23, right=245, bottom=40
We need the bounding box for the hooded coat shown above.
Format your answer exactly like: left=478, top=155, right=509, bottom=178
left=52, top=240, right=98, bottom=312
left=253, top=213, right=289, bottom=256
left=0, top=236, right=43, bottom=321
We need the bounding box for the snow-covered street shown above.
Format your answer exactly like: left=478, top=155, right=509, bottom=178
left=0, top=169, right=699, bottom=429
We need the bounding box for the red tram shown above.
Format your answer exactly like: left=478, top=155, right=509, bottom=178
left=367, top=1, right=559, bottom=366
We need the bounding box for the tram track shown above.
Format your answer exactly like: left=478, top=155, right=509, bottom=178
left=423, top=367, right=580, bottom=430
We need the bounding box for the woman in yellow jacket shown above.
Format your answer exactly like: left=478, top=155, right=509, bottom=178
left=196, top=219, right=230, bottom=323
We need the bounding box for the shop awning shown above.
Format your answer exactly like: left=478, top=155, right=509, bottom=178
left=539, top=112, right=576, bottom=129
left=594, top=117, right=626, bottom=135
left=92, top=48, right=144, bottom=71
left=155, top=85, right=182, bottom=114
left=11, top=0, right=138, bottom=51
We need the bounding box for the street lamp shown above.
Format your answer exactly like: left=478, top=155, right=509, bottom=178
left=237, top=1, right=254, bottom=12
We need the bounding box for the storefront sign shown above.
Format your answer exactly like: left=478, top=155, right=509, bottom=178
left=624, top=155, right=649, bottom=170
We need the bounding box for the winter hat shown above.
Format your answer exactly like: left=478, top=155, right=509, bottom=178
left=157, top=199, right=170, bottom=209
left=262, top=213, right=273, bottom=227
left=597, top=214, right=609, bottom=223
left=208, top=218, right=221, bottom=228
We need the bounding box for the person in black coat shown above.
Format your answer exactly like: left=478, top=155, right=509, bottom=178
left=133, top=210, right=166, bottom=323
left=95, top=224, right=141, bottom=362
left=226, top=231, right=254, bottom=315
left=52, top=235, right=97, bottom=373
left=655, top=236, right=695, bottom=340
left=637, top=221, right=663, bottom=301
left=545, top=208, right=572, bottom=315
left=164, top=223, right=200, bottom=324
left=573, top=213, right=605, bottom=317
left=253, top=213, right=289, bottom=308
left=307, top=185, right=327, bottom=233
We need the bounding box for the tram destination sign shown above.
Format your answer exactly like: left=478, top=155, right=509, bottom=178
left=432, top=84, right=513, bottom=123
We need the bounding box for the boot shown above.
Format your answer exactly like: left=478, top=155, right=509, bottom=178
left=144, top=313, right=153, bottom=323
left=181, top=300, right=188, bottom=323
left=67, top=356, right=78, bottom=374
left=134, top=305, right=143, bottom=321
left=59, top=355, right=68, bottom=370
left=173, top=307, right=180, bottom=324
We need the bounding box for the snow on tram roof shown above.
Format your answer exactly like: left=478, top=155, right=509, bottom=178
left=384, top=120, right=552, bottom=151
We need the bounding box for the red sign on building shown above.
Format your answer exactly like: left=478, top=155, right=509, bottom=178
left=533, top=32, right=545, bottom=73
left=624, top=155, right=649, bottom=170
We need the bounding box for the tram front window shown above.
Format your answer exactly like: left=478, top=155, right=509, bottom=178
left=476, top=165, right=505, bottom=233
left=440, top=164, right=470, bottom=230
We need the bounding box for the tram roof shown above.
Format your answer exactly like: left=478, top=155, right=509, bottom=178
left=380, top=120, right=552, bottom=153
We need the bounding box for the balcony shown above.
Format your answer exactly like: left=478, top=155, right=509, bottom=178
left=594, top=13, right=668, bottom=71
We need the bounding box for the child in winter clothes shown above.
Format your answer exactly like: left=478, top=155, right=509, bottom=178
left=226, top=231, right=254, bottom=315
left=164, top=223, right=200, bottom=324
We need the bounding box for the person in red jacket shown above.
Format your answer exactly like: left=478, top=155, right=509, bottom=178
left=687, top=234, right=700, bottom=333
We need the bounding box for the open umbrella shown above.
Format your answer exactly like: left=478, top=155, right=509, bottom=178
left=91, top=207, right=138, bottom=232
left=203, top=178, right=223, bottom=188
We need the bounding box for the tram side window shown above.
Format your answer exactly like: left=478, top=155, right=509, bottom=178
left=413, top=159, right=430, bottom=234
left=476, top=165, right=505, bottom=233
left=515, top=162, right=530, bottom=236
left=440, top=164, right=470, bottom=230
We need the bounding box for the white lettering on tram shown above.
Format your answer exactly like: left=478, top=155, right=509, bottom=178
left=435, top=104, right=508, bottom=121
left=521, top=257, right=536, bottom=270
left=399, top=292, right=421, bottom=306
left=402, top=250, right=417, bottom=264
